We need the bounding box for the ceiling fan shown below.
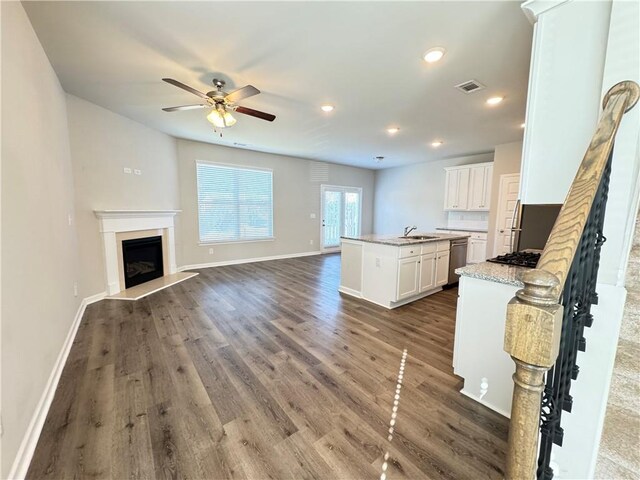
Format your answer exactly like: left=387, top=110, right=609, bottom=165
left=161, top=77, right=276, bottom=128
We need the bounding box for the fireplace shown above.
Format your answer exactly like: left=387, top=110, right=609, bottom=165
left=122, top=236, right=164, bottom=288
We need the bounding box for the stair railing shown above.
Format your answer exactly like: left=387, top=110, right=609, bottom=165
left=503, top=80, right=639, bottom=480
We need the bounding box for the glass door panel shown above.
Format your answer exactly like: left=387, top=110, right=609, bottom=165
left=344, top=190, right=361, bottom=238
left=322, top=189, right=342, bottom=249
left=321, top=186, right=362, bottom=252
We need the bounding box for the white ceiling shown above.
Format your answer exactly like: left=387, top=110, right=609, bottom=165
left=24, top=1, right=532, bottom=169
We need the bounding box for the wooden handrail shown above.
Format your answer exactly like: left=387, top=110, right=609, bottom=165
left=503, top=80, right=639, bottom=480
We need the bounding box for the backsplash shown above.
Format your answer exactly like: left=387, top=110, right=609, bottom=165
left=446, top=211, right=489, bottom=230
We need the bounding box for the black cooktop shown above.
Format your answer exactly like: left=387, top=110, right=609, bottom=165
left=487, top=251, right=541, bottom=268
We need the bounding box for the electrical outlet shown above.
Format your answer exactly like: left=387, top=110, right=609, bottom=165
left=68, top=213, right=73, bottom=226
left=309, top=239, right=314, bottom=245
left=123, top=167, right=132, bottom=174
left=375, top=257, right=381, bottom=267
left=134, top=169, right=142, bottom=175
left=73, top=282, right=78, bottom=297
left=209, top=248, right=214, bottom=254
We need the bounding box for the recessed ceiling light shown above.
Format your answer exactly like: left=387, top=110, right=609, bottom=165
left=387, top=127, right=400, bottom=135
left=486, top=96, right=504, bottom=106
left=520, top=123, right=526, bottom=128
left=320, top=105, right=334, bottom=112
left=431, top=140, right=443, bottom=147
left=423, top=47, right=446, bottom=63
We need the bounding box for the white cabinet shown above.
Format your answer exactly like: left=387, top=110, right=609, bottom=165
left=435, top=251, right=450, bottom=286
left=444, top=168, right=470, bottom=210
left=419, top=253, right=436, bottom=292
left=397, top=257, right=420, bottom=300
left=468, top=164, right=493, bottom=211
left=466, top=232, right=488, bottom=264
left=444, top=162, right=493, bottom=211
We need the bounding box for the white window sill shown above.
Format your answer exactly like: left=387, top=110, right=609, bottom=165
left=198, top=237, right=275, bottom=246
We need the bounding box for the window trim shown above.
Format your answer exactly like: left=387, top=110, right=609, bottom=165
left=195, top=160, right=274, bottom=244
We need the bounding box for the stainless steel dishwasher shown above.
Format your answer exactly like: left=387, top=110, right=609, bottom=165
left=447, top=238, right=468, bottom=286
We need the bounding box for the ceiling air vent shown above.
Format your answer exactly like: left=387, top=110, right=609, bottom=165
left=455, top=79, right=486, bottom=94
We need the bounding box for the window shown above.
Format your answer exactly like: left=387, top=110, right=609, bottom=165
left=196, top=162, right=273, bottom=243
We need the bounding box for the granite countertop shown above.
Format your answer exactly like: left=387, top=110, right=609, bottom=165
left=341, top=232, right=469, bottom=246
left=455, top=261, right=528, bottom=287
left=436, top=227, right=488, bottom=233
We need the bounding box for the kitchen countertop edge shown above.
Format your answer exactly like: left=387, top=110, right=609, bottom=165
left=455, top=261, right=527, bottom=287
left=341, top=233, right=469, bottom=246
left=435, top=227, right=489, bottom=233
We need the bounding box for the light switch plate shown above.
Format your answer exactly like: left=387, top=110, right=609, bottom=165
left=134, top=169, right=142, bottom=175
left=310, top=213, right=316, bottom=219
left=123, top=167, right=132, bottom=174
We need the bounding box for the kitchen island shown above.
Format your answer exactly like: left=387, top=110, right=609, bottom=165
left=339, top=233, right=468, bottom=309
left=453, top=261, right=528, bottom=416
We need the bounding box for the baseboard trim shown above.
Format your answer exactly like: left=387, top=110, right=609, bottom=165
left=178, top=250, right=322, bottom=271
left=460, top=388, right=511, bottom=419
left=7, top=291, right=106, bottom=480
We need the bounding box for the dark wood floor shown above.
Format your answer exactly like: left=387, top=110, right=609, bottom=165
left=27, top=253, right=508, bottom=480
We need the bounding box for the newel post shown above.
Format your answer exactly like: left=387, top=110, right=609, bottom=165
left=504, top=269, right=564, bottom=480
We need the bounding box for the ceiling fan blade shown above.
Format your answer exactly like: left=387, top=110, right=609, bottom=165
left=162, top=78, right=209, bottom=100
left=235, top=106, right=276, bottom=122
left=225, top=85, right=260, bottom=104
left=162, top=104, right=208, bottom=112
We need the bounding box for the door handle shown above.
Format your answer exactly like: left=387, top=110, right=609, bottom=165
left=499, top=229, right=505, bottom=233
left=322, top=220, right=325, bottom=227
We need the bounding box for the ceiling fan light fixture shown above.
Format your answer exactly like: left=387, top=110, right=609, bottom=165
left=207, top=108, right=237, bottom=128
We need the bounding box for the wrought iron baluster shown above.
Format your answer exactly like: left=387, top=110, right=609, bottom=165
left=536, top=150, right=613, bottom=480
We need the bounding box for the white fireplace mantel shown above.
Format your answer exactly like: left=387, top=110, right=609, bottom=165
left=94, top=210, right=181, bottom=295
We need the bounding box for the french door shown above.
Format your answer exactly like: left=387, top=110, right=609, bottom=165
left=320, top=185, right=362, bottom=252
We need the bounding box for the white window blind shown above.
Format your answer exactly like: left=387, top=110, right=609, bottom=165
left=196, top=162, right=273, bottom=243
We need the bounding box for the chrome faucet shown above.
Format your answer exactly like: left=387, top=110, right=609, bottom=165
left=403, top=225, right=417, bottom=237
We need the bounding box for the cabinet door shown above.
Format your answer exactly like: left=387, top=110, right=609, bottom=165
left=456, top=168, right=470, bottom=210
left=435, top=251, right=450, bottom=287
left=468, top=166, right=486, bottom=210
left=444, top=170, right=459, bottom=210
left=482, top=164, right=493, bottom=210
left=467, top=239, right=487, bottom=264
left=419, top=253, right=436, bottom=292
left=397, top=257, right=420, bottom=300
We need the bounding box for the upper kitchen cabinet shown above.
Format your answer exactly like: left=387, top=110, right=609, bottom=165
left=443, top=167, right=470, bottom=210
left=444, top=162, right=493, bottom=211
left=468, top=164, right=493, bottom=210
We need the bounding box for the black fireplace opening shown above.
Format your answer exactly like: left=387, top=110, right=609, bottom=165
left=122, top=236, right=164, bottom=289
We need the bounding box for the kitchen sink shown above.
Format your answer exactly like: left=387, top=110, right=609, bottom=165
left=398, top=235, right=439, bottom=240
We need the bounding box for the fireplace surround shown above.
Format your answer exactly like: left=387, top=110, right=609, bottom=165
left=94, top=210, right=180, bottom=295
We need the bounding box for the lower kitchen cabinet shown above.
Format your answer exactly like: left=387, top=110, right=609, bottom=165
left=419, top=253, right=436, bottom=292
left=397, top=256, right=420, bottom=300
left=435, top=251, right=450, bottom=286
left=467, top=237, right=487, bottom=264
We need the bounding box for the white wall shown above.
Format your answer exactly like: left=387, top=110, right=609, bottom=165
left=177, top=139, right=375, bottom=267
left=1, top=3, right=80, bottom=477
left=486, top=141, right=523, bottom=254
left=373, top=153, right=494, bottom=235
left=65, top=95, right=180, bottom=298
left=519, top=0, right=612, bottom=206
